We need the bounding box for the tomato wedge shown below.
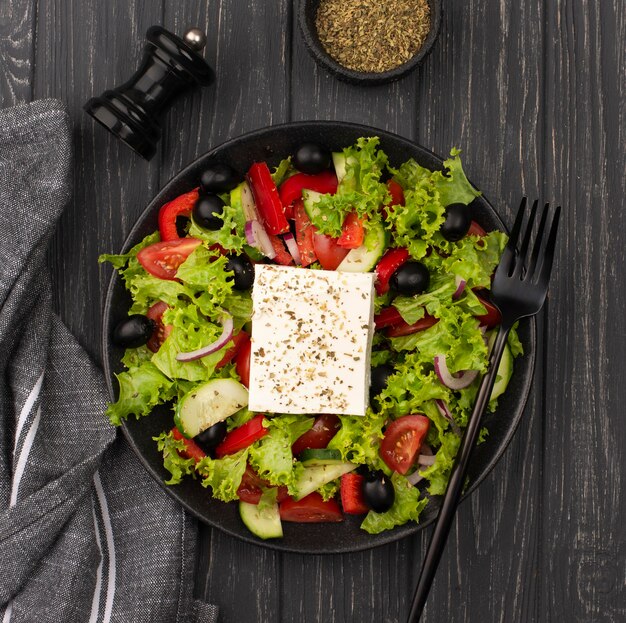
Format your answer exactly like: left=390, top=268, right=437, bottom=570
left=293, top=199, right=318, bottom=267
left=216, top=331, right=249, bottom=369
left=374, top=306, right=404, bottom=329
left=279, top=170, right=338, bottom=208
left=247, top=162, right=289, bottom=235
left=340, top=473, right=369, bottom=514
left=474, top=290, right=502, bottom=328
left=386, top=314, right=439, bottom=338
left=234, top=334, right=252, bottom=387
left=291, top=414, right=340, bottom=456
left=386, top=179, right=405, bottom=207
left=137, top=238, right=202, bottom=280
left=146, top=301, right=172, bottom=352
left=158, top=189, right=199, bottom=241
left=215, top=414, right=268, bottom=458
left=379, top=415, right=430, bottom=474
left=237, top=464, right=289, bottom=505
left=312, top=233, right=349, bottom=270
left=171, top=426, right=206, bottom=463
left=467, top=220, right=487, bottom=237
left=337, top=212, right=365, bottom=249
left=375, top=248, right=410, bottom=294
left=279, top=492, right=343, bottom=523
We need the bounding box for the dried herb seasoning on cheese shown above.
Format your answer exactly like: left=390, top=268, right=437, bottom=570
left=315, top=0, right=431, bottom=73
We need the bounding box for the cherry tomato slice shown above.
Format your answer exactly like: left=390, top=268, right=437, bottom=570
left=337, top=212, right=365, bottom=249
left=374, top=307, right=404, bottom=329
left=171, top=426, right=206, bottom=463
left=291, top=414, right=340, bottom=456
left=146, top=301, right=173, bottom=352
left=158, top=189, right=199, bottom=241
left=215, top=414, right=268, bottom=458
left=293, top=199, right=318, bottom=267
left=237, top=464, right=289, bottom=504
left=386, top=315, right=439, bottom=338
left=234, top=334, right=252, bottom=387
left=137, top=238, right=202, bottom=280
left=340, top=473, right=369, bottom=515
left=279, top=492, right=344, bottom=523
left=375, top=247, right=410, bottom=295
left=216, top=331, right=249, bottom=370
left=386, top=179, right=405, bottom=207
left=379, top=415, right=430, bottom=474
left=312, top=233, right=349, bottom=270
left=467, top=220, right=487, bottom=237
left=474, top=289, right=502, bottom=328
left=279, top=170, right=338, bottom=208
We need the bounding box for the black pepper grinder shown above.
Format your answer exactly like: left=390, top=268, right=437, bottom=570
left=84, top=26, right=214, bottom=160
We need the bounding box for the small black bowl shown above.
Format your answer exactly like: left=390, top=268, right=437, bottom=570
left=299, top=0, right=442, bottom=85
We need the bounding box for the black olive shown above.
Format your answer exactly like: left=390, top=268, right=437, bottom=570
left=200, top=163, right=239, bottom=194
left=195, top=421, right=227, bottom=452
left=370, top=364, right=395, bottom=403
left=362, top=471, right=395, bottom=513
left=440, top=203, right=471, bottom=241
left=293, top=143, right=332, bottom=175
left=390, top=261, right=430, bottom=295
left=193, top=193, right=225, bottom=231
left=112, top=314, right=155, bottom=348
left=225, top=254, right=254, bottom=290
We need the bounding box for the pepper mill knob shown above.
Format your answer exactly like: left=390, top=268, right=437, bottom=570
left=84, top=26, right=214, bottom=160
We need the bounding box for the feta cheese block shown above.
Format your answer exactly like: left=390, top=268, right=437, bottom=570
left=248, top=264, right=375, bottom=416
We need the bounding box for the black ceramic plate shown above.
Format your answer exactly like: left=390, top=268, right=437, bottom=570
left=102, top=121, right=536, bottom=554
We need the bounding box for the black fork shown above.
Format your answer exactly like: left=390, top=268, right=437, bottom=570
left=407, top=198, right=561, bottom=622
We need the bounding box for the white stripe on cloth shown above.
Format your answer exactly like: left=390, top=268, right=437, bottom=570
left=13, top=372, right=44, bottom=456
left=93, top=472, right=116, bottom=623
left=88, top=501, right=104, bottom=623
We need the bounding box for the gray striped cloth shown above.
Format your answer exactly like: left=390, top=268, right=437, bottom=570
left=0, top=100, right=219, bottom=623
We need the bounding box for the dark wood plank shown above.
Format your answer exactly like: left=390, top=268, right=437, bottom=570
left=158, top=1, right=292, bottom=620
left=33, top=0, right=163, bottom=358
left=541, top=1, right=626, bottom=620
left=0, top=0, right=36, bottom=106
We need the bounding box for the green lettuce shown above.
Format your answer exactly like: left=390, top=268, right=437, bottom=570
left=417, top=431, right=461, bottom=495
left=317, top=479, right=340, bottom=502
left=196, top=449, right=249, bottom=502
left=153, top=431, right=196, bottom=485
left=361, top=473, right=428, bottom=534
left=271, top=157, right=295, bottom=186
left=327, top=410, right=387, bottom=468
left=187, top=194, right=246, bottom=252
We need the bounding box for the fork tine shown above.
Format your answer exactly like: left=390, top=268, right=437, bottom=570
left=513, top=199, right=539, bottom=279
left=526, top=203, right=550, bottom=279
left=535, top=205, right=561, bottom=286
left=499, top=196, right=527, bottom=276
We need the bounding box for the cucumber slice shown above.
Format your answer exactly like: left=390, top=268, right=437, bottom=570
left=174, top=379, right=248, bottom=438
left=292, top=462, right=356, bottom=501
left=332, top=152, right=356, bottom=187
left=299, top=448, right=343, bottom=467
left=490, top=343, right=513, bottom=402
left=302, top=189, right=325, bottom=222
left=336, top=222, right=388, bottom=273
left=239, top=501, right=283, bottom=540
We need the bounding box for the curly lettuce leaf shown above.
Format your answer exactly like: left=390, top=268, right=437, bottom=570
left=417, top=431, right=461, bottom=495
left=106, top=361, right=176, bottom=425
left=153, top=431, right=196, bottom=485
left=271, top=157, right=295, bottom=186
left=360, top=473, right=428, bottom=534
left=187, top=194, right=246, bottom=253
left=196, top=449, right=249, bottom=502
left=317, top=479, right=340, bottom=502
left=327, top=410, right=387, bottom=468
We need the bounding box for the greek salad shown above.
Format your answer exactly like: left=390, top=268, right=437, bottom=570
left=101, top=137, right=523, bottom=540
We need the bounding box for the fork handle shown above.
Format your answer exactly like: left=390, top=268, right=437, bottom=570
left=407, top=326, right=511, bottom=622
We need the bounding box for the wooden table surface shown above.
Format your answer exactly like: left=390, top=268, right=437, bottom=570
left=2, top=1, right=624, bottom=621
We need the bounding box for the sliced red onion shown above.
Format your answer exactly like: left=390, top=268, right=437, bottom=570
left=407, top=468, right=427, bottom=486
left=418, top=454, right=436, bottom=466
left=244, top=220, right=276, bottom=259
left=435, top=399, right=461, bottom=436
left=433, top=354, right=479, bottom=390
left=240, top=181, right=258, bottom=222
left=176, top=313, right=234, bottom=362
left=283, top=232, right=301, bottom=265
left=452, top=275, right=466, bottom=299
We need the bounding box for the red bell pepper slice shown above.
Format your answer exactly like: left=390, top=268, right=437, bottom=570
left=171, top=426, right=206, bottom=463
left=268, top=234, right=294, bottom=265
left=293, top=199, right=318, bottom=267
left=215, top=414, right=268, bottom=458
left=279, top=170, right=338, bottom=209
left=386, top=179, right=405, bottom=207
left=215, top=331, right=249, bottom=369
left=340, top=473, right=369, bottom=514
left=279, top=492, right=344, bottom=523
left=374, top=247, right=410, bottom=295
left=374, top=306, right=405, bottom=329
left=473, top=289, right=502, bottom=327
left=386, top=314, right=439, bottom=337
left=247, top=162, right=289, bottom=235
left=337, top=212, right=365, bottom=249
left=158, top=189, right=200, bottom=241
